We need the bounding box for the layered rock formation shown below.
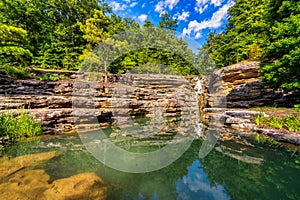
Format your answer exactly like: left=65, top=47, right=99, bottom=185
left=205, top=61, right=300, bottom=108
left=202, top=61, right=300, bottom=145
left=0, top=74, right=200, bottom=134
left=1, top=61, right=299, bottom=145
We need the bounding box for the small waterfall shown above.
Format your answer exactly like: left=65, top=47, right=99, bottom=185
left=194, top=79, right=205, bottom=95
left=194, top=78, right=206, bottom=138
left=195, top=122, right=203, bottom=137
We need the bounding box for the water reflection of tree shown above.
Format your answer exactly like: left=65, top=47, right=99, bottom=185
left=200, top=142, right=300, bottom=200
left=8, top=136, right=300, bottom=200
left=42, top=140, right=203, bottom=199
left=102, top=140, right=203, bottom=199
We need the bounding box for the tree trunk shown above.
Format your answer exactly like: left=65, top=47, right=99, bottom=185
left=104, top=59, right=108, bottom=83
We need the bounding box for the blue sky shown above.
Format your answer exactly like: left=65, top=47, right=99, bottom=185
left=105, top=0, right=234, bottom=50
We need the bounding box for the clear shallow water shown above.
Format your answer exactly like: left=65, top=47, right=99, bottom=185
left=2, top=130, right=300, bottom=200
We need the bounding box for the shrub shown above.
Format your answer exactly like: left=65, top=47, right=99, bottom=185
left=269, top=116, right=283, bottom=129
left=284, top=115, right=300, bottom=132
left=0, top=64, right=29, bottom=78
left=254, top=134, right=281, bottom=147
left=0, top=109, right=42, bottom=141
left=294, top=104, right=300, bottom=112
left=254, top=113, right=268, bottom=126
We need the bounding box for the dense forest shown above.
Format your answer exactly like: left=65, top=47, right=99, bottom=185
left=0, top=0, right=299, bottom=91
left=203, top=0, right=299, bottom=91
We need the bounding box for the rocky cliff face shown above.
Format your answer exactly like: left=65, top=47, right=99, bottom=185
left=1, top=61, right=299, bottom=137
left=0, top=74, right=200, bottom=134
left=205, top=61, right=300, bottom=108
left=202, top=61, right=300, bottom=146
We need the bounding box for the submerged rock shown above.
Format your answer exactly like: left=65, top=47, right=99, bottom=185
left=0, top=152, right=108, bottom=200
left=43, top=173, right=107, bottom=200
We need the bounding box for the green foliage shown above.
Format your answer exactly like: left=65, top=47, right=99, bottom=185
left=202, top=0, right=299, bottom=92
left=283, top=115, right=300, bottom=132
left=254, top=113, right=268, bottom=126
left=0, top=0, right=199, bottom=76
left=294, top=104, right=300, bottom=111
left=0, top=64, right=29, bottom=78
left=0, top=0, right=111, bottom=70
left=203, top=0, right=266, bottom=68
left=254, top=112, right=300, bottom=132
left=158, top=12, right=178, bottom=31
left=0, top=24, right=32, bottom=66
left=260, top=6, right=300, bottom=91
left=194, top=46, right=217, bottom=75
left=269, top=116, right=283, bottom=129
left=0, top=109, right=42, bottom=141
left=79, top=10, right=194, bottom=76
left=260, top=0, right=300, bottom=91
left=37, top=73, right=69, bottom=81
left=254, top=134, right=281, bottom=147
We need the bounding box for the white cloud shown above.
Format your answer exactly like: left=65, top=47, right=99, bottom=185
left=110, top=1, right=127, bottom=11
left=196, top=0, right=223, bottom=7
left=165, top=0, right=180, bottom=10
left=175, top=11, right=190, bottom=21
left=179, top=173, right=229, bottom=200
left=155, top=1, right=165, bottom=14
left=138, top=14, right=148, bottom=22
left=155, top=0, right=180, bottom=14
left=130, top=2, right=138, bottom=7
left=124, top=0, right=131, bottom=3
left=195, top=4, right=208, bottom=14
left=142, top=3, right=145, bottom=8
left=183, top=1, right=234, bottom=38
left=195, top=32, right=201, bottom=39
left=182, top=28, right=188, bottom=37
left=211, top=0, right=223, bottom=6
left=194, top=0, right=224, bottom=14
left=196, top=0, right=209, bottom=6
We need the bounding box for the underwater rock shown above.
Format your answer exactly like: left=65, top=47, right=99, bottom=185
left=0, top=152, right=108, bottom=200
left=43, top=173, right=108, bottom=200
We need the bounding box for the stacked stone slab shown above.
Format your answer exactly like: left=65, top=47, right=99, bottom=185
left=0, top=74, right=200, bottom=134
left=204, top=61, right=300, bottom=108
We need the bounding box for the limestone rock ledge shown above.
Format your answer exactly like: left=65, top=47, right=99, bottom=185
left=200, top=61, right=300, bottom=145
left=204, top=61, right=300, bottom=108
left=0, top=74, right=200, bottom=134
left=203, top=108, right=300, bottom=146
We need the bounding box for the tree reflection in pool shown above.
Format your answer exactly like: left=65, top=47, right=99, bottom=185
left=2, top=129, right=300, bottom=200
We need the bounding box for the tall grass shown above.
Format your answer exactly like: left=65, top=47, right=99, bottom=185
left=0, top=109, right=42, bottom=141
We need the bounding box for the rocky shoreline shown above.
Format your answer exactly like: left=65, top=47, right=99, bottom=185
left=203, top=108, right=300, bottom=146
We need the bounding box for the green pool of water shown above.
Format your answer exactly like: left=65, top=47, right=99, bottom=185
left=2, top=128, right=300, bottom=200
